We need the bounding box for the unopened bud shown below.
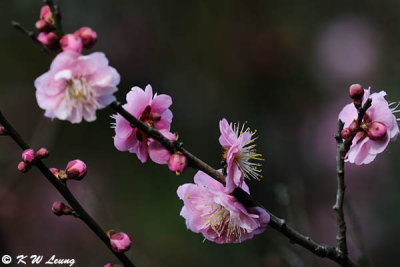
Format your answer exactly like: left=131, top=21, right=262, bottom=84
left=40, top=6, right=54, bottom=25
left=348, top=120, right=359, bottom=133
left=109, top=232, right=132, bottom=253
left=38, top=32, right=59, bottom=49
left=74, top=27, right=97, bottom=49
left=349, top=84, right=364, bottom=100
left=60, top=34, right=83, bottom=53
left=52, top=201, right=73, bottom=216
left=168, top=153, right=187, bottom=175
left=17, top=161, right=30, bottom=173
left=0, top=126, right=7, bottom=135
left=367, top=121, right=387, bottom=140
left=340, top=128, right=353, bottom=141
left=65, top=159, right=87, bottom=180
left=36, top=147, right=49, bottom=159
left=22, top=149, right=36, bottom=164
left=35, top=19, right=52, bottom=32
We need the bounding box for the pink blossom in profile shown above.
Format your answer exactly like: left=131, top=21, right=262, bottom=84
left=219, top=118, right=263, bottom=193
left=112, top=85, right=173, bottom=163
left=177, top=170, right=269, bottom=244
left=339, top=88, right=399, bottom=165
left=35, top=51, right=120, bottom=123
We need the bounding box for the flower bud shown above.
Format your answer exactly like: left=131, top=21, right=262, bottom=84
left=109, top=232, right=132, bottom=253
left=22, top=149, right=36, bottom=164
left=40, top=6, right=54, bottom=25
left=349, top=84, right=364, bottom=100
left=0, top=126, right=7, bottom=135
left=340, top=128, right=353, bottom=141
left=17, top=161, right=30, bottom=173
left=367, top=121, right=387, bottom=140
left=35, top=19, right=52, bottom=32
left=38, top=32, right=59, bottom=49
left=168, top=153, right=187, bottom=175
left=60, top=34, right=83, bottom=53
left=52, top=201, right=73, bottom=216
left=348, top=120, right=359, bottom=133
left=36, top=147, right=49, bottom=159
left=74, top=27, right=97, bottom=49
left=65, top=159, right=87, bottom=180
left=50, top=168, right=59, bottom=176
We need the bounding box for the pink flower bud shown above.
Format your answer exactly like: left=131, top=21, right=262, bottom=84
left=348, top=120, right=360, bottom=133
left=110, top=232, right=132, bottom=253
left=50, top=168, right=59, bottom=176
left=60, top=34, right=83, bottom=53
left=74, top=27, right=97, bottom=49
left=38, top=32, right=59, bottom=49
left=349, top=84, right=364, bottom=100
left=168, top=153, right=187, bottom=175
left=17, top=161, right=30, bottom=173
left=22, top=149, right=36, bottom=164
left=40, top=6, right=54, bottom=25
left=0, top=126, right=7, bottom=135
left=340, top=128, right=353, bottom=141
left=52, top=201, right=73, bottom=216
left=35, top=19, right=52, bottom=32
left=36, top=147, right=49, bottom=159
left=65, top=159, right=87, bottom=180
left=367, top=121, right=387, bottom=140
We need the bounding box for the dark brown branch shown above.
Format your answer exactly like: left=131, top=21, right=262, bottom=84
left=110, top=101, right=356, bottom=266
left=11, top=20, right=54, bottom=56
left=0, top=111, right=135, bottom=267
left=334, top=119, right=348, bottom=255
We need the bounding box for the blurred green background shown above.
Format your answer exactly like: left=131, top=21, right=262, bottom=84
left=1, top=0, right=400, bottom=266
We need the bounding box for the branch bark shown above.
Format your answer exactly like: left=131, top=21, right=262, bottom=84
left=0, top=111, right=135, bottom=267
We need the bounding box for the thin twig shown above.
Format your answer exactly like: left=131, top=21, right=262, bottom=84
left=11, top=20, right=54, bottom=56
left=0, top=111, right=135, bottom=267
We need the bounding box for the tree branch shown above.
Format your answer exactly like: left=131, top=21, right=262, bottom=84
left=0, top=110, right=135, bottom=267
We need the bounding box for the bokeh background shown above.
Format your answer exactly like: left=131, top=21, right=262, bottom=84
left=1, top=0, right=400, bottom=266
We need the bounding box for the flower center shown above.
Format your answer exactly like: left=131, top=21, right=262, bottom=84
left=204, top=204, right=246, bottom=242
left=136, top=105, right=161, bottom=142
left=66, top=77, right=98, bottom=108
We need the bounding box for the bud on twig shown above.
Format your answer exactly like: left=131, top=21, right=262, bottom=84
left=17, top=161, right=31, bottom=173
left=52, top=201, right=73, bottom=216
left=36, top=147, right=49, bottom=159
left=22, top=149, right=36, bottom=164
left=349, top=84, right=364, bottom=109
left=168, top=153, right=187, bottom=175
left=108, top=231, right=132, bottom=253
left=0, top=126, right=7, bottom=135
left=340, top=128, right=353, bottom=141
left=65, top=159, right=87, bottom=180
left=60, top=34, right=83, bottom=53
left=74, top=27, right=97, bottom=49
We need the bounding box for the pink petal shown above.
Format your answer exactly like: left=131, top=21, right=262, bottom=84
left=151, top=94, right=172, bottom=114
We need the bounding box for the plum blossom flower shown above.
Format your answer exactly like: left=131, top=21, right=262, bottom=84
left=112, top=85, right=173, bottom=163
left=35, top=51, right=120, bottom=123
left=339, top=88, right=399, bottom=165
left=177, top=170, right=269, bottom=244
left=219, top=118, right=263, bottom=193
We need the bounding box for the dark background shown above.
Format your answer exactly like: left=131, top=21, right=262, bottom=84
left=1, top=0, right=400, bottom=266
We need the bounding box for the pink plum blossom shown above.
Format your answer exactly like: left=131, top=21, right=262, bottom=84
left=177, top=170, right=269, bottom=244
left=219, top=118, right=263, bottom=193
left=113, top=85, right=173, bottom=163
left=339, top=88, right=399, bottom=165
left=35, top=51, right=120, bottom=123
